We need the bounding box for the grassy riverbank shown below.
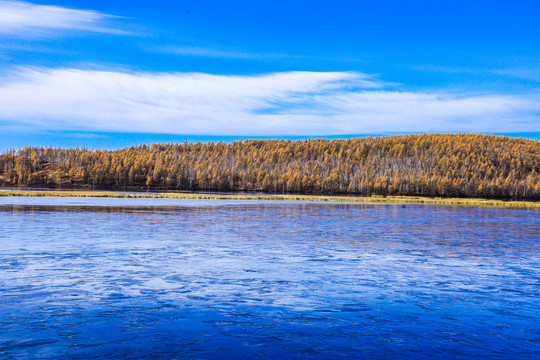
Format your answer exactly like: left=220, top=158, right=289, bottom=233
left=1, top=190, right=539, bottom=208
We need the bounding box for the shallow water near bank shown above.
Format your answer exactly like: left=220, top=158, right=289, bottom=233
left=0, top=197, right=539, bottom=359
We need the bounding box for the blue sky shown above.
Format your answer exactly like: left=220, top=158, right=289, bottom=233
left=0, top=0, right=539, bottom=150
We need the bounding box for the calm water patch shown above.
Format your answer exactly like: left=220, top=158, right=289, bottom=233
left=0, top=197, right=539, bottom=359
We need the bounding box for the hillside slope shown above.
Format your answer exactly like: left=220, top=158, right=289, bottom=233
left=1, top=134, right=539, bottom=199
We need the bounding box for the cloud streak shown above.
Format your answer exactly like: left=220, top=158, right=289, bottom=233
left=159, top=45, right=308, bottom=60
left=0, top=0, right=122, bottom=36
left=0, top=67, right=538, bottom=136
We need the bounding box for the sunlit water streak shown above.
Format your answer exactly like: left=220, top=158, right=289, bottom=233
left=0, top=197, right=539, bottom=359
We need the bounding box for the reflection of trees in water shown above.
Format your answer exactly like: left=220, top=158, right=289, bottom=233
left=0, top=202, right=384, bottom=215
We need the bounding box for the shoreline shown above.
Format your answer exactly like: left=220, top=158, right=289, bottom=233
left=1, top=190, right=539, bottom=209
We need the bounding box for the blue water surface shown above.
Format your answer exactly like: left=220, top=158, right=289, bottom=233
left=0, top=197, right=539, bottom=359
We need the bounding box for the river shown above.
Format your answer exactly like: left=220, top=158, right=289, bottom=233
left=0, top=197, right=539, bottom=359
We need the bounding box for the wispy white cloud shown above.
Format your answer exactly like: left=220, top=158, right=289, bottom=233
left=0, top=0, right=123, bottom=36
left=160, top=45, right=306, bottom=60
left=414, top=64, right=540, bottom=82
left=161, top=46, right=265, bottom=59
left=0, top=67, right=538, bottom=135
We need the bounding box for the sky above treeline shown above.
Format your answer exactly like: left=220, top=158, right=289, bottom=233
left=1, top=0, right=539, bottom=150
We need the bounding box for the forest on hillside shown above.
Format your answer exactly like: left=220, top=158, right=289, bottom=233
left=1, top=134, right=539, bottom=200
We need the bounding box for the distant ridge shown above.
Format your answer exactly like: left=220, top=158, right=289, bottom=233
left=1, top=134, right=539, bottom=200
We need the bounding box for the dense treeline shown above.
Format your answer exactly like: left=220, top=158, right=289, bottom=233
left=1, top=134, right=539, bottom=199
